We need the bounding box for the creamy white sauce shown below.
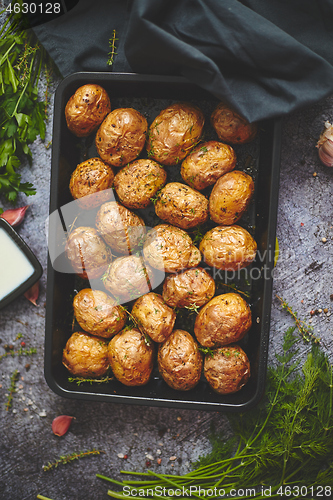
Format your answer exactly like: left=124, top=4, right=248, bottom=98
left=0, top=227, right=34, bottom=301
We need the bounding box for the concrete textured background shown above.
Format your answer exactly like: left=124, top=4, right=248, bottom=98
left=1, top=13, right=333, bottom=500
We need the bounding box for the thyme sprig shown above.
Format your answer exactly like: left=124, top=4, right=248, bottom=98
left=43, top=449, right=105, bottom=472
left=277, top=295, right=321, bottom=344
left=0, top=346, right=37, bottom=362
left=107, top=29, right=118, bottom=67
left=5, top=369, right=19, bottom=410
left=68, top=375, right=114, bottom=386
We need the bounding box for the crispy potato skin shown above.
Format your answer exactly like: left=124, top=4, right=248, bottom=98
left=114, top=159, right=167, bottom=209
left=65, top=226, right=112, bottom=279
left=95, top=108, right=148, bottom=167
left=194, top=293, right=252, bottom=347
left=131, top=292, right=176, bottom=343
left=146, top=102, right=204, bottom=165
left=209, top=170, right=255, bottom=225
left=162, top=267, right=215, bottom=308
left=158, top=329, right=203, bottom=391
left=204, top=344, right=250, bottom=394
left=211, top=102, right=257, bottom=144
left=65, top=84, right=111, bottom=137
left=155, top=182, right=209, bottom=229
left=69, top=157, right=114, bottom=209
left=96, top=201, right=145, bottom=255
left=62, top=331, right=109, bottom=377
left=73, top=289, right=127, bottom=338
left=181, top=141, right=236, bottom=190
left=143, top=224, right=201, bottom=273
left=199, top=225, right=257, bottom=271
left=103, top=255, right=153, bottom=303
left=108, top=328, right=154, bottom=386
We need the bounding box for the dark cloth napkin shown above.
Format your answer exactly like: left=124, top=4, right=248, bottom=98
left=33, top=0, right=333, bottom=121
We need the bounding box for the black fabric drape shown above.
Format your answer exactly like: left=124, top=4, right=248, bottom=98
left=33, top=0, right=333, bottom=121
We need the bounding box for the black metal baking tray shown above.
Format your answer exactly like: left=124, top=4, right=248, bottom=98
left=45, top=72, right=281, bottom=411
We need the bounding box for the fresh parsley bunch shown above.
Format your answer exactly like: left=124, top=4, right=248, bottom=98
left=0, top=8, right=51, bottom=203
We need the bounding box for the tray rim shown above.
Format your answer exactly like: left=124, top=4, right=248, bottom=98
left=45, top=71, right=282, bottom=412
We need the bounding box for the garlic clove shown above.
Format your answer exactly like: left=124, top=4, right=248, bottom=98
left=24, top=280, right=40, bottom=306
left=316, top=121, right=333, bottom=167
left=52, top=415, right=74, bottom=436
left=0, top=205, right=29, bottom=226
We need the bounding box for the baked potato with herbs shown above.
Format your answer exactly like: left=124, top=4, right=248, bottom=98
left=96, top=201, right=145, bottom=255
left=108, top=327, right=154, bottom=386
left=204, top=344, right=250, bottom=394
left=158, top=329, right=203, bottom=391
left=162, top=267, right=215, bottom=309
left=62, top=331, right=109, bottom=378
left=65, top=226, right=112, bottom=280
left=102, top=254, right=154, bottom=303
left=181, top=140, right=236, bottom=190
left=131, top=292, right=176, bottom=343
left=143, top=224, right=201, bottom=273
left=146, top=102, right=204, bottom=165
left=199, top=225, right=257, bottom=271
left=65, top=84, right=111, bottom=137
left=194, top=293, right=252, bottom=347
left=114, top=159, right=167, bottom=209
left=211, top=102, right=257, bottom=145
left=95, top=108, right=148, bottom=167
left=155, top=182, right=209, bottom=229
left=209, top=170, right=255, bottom=225
left=73, top=288, right=127, bottom=338
left=69, top=157, right=114, bottom=209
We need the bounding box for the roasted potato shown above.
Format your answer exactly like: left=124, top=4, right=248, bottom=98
left=69, top=157, right=114, bottom=209
left=108, top=327, right=154, bottom=386
left=204, top=344, right=250, bottom=394
left=211, top=102, right=257, bottom=144
left=62, top=331, right=109, bottom=377
left=146, top=102, right=204, bottom=165
left=194, top=293, right=252, bottom=347
left=162, top=267, right=215, bottom=308
left=102, top=254, right=154, bottom=303
left=181, top=141, right=236, bottom=190
left=131, top=292, right=176, bottom=343
left=155, top=182, right=209, bottom=229
left=199, top=225, right=257, bottom=271
left=143, top=224, right=201, bottom=273
left=209, top=170, right=254, bottom=225
left=96, top=201, right=145, bottom=255
left=158, top=329, right=203, bottom=391
left=65, top=84, right=111, bottom=137
left=73, top=288, right=127, bottom=338
left=65, top=226, right=112, bottom=279
left=114, top=159, right=167, bottom=209
left=95, top=108, right=148, bottom=167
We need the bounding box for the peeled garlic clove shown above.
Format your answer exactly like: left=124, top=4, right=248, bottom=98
left=52, top=415, right=74, bottom=436
left=24, top=280, right=39, bottom=306
left=0, top=205, right=29, bottom=226
left=316, top=121, right=333, bottom=167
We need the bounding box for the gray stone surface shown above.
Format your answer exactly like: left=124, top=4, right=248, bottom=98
left=1, top=24, right=333, bottom=500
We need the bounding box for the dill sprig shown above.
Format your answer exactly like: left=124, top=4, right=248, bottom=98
left=43, top=449, right=104, bottom=472
left=5, top=369, right=19, bottom=410
left=98, top=320, right=333, bottom=498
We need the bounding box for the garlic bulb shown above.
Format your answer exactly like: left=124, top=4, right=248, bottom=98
left=316, top=121, right=333, bottom=167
